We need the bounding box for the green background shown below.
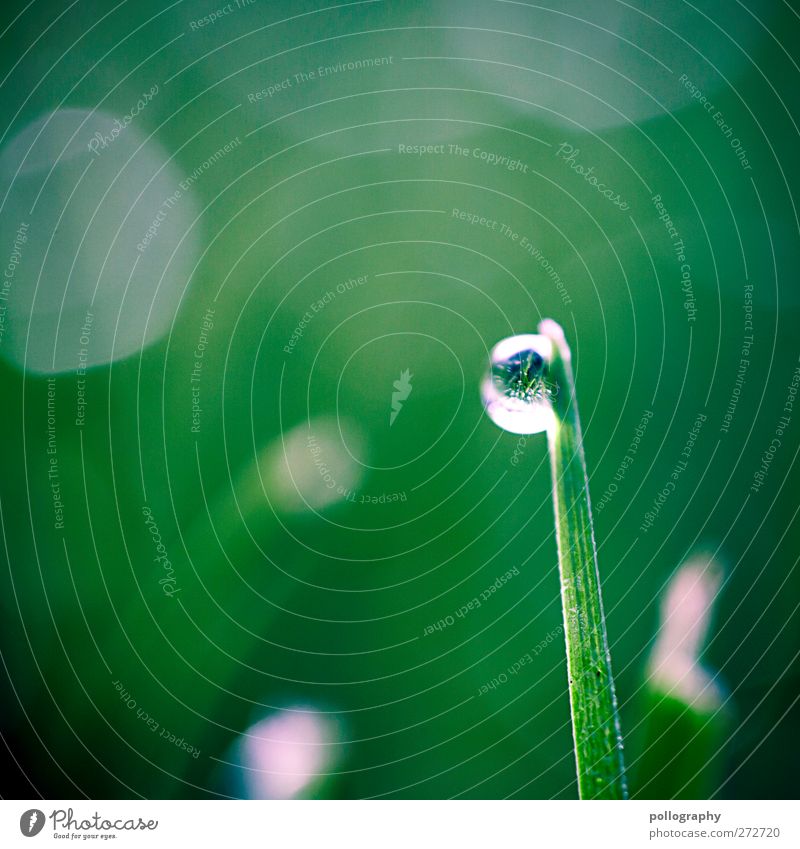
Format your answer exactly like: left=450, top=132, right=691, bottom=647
left=0, top=0, right=798, bottom=799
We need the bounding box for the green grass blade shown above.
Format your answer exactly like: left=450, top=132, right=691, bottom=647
left=540, top=320, right=628, bottom=800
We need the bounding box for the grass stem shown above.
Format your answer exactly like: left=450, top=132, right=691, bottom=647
left=539, top=319, right=628, bottom=800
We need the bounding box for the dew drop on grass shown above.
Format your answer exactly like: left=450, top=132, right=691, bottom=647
left=481, top=333, right=555, bottom=435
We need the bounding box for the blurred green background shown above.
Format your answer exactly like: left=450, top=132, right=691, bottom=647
left=0, top=0, right=798, bottom=799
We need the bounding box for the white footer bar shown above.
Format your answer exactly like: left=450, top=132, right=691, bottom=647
left=1, top=799, right=796, bottom=848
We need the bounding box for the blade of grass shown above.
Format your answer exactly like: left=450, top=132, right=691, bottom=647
left=539, top=319, right=628, bottom=800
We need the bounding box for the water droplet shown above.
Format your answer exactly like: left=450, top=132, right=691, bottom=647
left=481, top=334, right=555, bottom=435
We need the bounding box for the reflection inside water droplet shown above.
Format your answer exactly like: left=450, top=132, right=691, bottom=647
left=481, top=333, right=555, bottom=435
